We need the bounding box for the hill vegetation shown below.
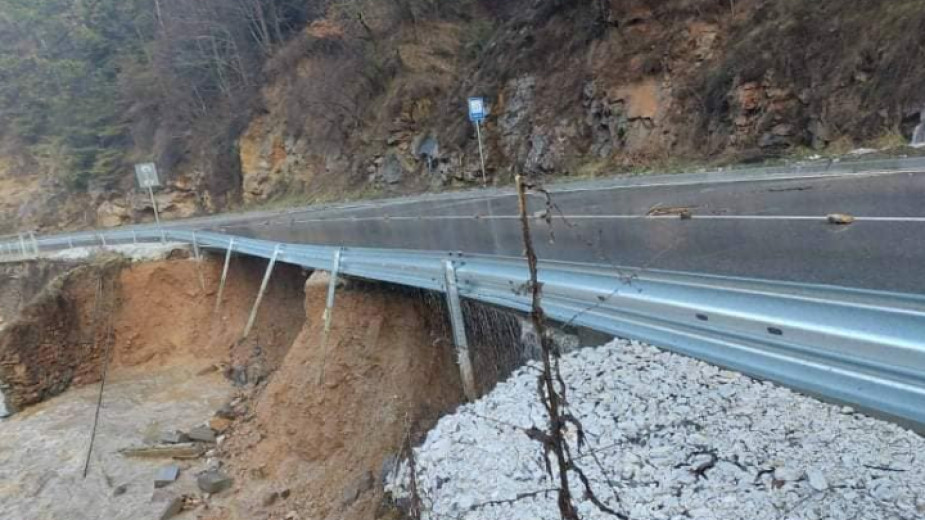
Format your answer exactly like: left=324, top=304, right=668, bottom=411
left=0, top=0, right=923, bottom=231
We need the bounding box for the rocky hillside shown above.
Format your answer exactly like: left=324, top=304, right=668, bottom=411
left=2, top=0, right=925, bottom=231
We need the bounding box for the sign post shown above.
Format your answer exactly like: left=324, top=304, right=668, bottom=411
left=134, top=163, right=162, bottom=228
left=468, top=97, right=487, bottom=185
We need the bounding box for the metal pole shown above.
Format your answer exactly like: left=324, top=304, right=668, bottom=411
left=317, top=248, right=343, bottom=386
left=444, top=260, right=477, bottom=401
left=243, top=244, right=281, bottom=338
left=132, top=230, right=137, bottom=245
left=148, top=186, right=161, bottom=227
left=475, top=120, right=487, bottom=185
left=148, top=186, right=166, bottom=243
left=214, top=238, right=235, bottom=314
left=191, top=232, right=201, bottom=261
left=29, top=232, right=39, bottom=256
left=191, top=232, right=205, bottom=290
left=18, top=233, right=26, bottom=258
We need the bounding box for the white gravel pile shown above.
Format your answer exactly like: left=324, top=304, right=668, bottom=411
left=387, top=339, right=925, bottom=520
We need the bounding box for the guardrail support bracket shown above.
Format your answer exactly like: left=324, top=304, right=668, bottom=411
left=316, top=248, right=343, bottom=386
left=444, top=260, right=477, bottom=401
left=214, top=239, right=236, bottom=315
left=243, top=244, right=281, bottom=339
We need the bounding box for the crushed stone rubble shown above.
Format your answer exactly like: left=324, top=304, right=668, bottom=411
left=386, top=339, right=925, bottom=520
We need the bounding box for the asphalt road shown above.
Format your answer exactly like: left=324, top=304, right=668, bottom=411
left=201, top=169, right=925, bottom=294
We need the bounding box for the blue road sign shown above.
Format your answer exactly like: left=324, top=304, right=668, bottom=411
left=468, top=97, right=486, bottom=122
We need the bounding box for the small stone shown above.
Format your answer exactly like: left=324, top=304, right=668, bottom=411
left=160, top=431, right=190, bottom=444
left=113, top=484, right=128, bottom=497
left=280, top=488, right=291, bottom=499
left=380, top=454, right=399, bottom=483
left=341, top=471, right=374, bottom=506
left=154, top=465, right=181, bottom=488
left=263, top=491, right=280, bottom=506
left=215, top=404, right=237, bottom=420
left=284, top=511, right=299, bottom=520
left=806, top=468, right=828, bottom=491
left=773, top=467, right=802, bottom=482
left=209, top=416, right=233, bottom=433
left=187, top=426, right=217, bottom=443
left=197, top=470, right=233, bottom=494
left=916, top=498, right=925, bottom=514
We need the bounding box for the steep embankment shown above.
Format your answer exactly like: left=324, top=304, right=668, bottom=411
left=2, top=0, right=925, bottom=230
left=0, top=254, right=307, bottom=414
left=213, top=274, right=465, bottom=520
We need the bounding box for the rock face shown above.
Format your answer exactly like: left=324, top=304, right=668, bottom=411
left=0, top=262, right=123, bottom=413
left=5, top=1, right=925, bottom=230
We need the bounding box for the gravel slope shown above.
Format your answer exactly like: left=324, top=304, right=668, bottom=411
left=387, top=340, right=925, bottom=520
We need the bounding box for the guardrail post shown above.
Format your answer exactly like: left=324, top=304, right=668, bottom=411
left=317, top=248, right=343, bottom=386
left=18, top=233, right=26, bottom=258
left=191, top=231, right=205, bottom=290
left=243, top=244, right=282, bottom=339
left=98, top=233, right=107, bottom=248
left=214, top=238, right=236, bottom=314
left=191, top=232, right=201, bottom=260
left=132, top=230, right=138, bottom=245
left=444, top=259, right=477, bottom=401
left=160, top=229, right=167, bottom=244
left=29, top=232, right=39, bottom=256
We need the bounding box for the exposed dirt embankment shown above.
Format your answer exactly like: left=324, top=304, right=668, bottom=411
left=0, top=254, right=471, bottom=519
left=0, top=255, right=308, bottom=414
left=213, top=274, right=465, bottom=520
left=0, top=260, right=76, bottom=326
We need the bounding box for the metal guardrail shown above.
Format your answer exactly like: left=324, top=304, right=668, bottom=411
left=2, top=227, right=924, bottom=429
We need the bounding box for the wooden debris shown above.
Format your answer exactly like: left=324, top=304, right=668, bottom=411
left=120, top=443, right=204, bottom=460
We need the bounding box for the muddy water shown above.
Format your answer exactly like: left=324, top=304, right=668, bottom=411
left=0, top=366, right=232, bottom=520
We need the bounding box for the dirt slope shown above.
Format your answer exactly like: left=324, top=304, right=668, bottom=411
left=0, top=255, right=308, bottom=413
left=213, top=274, right=464, bottom=520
